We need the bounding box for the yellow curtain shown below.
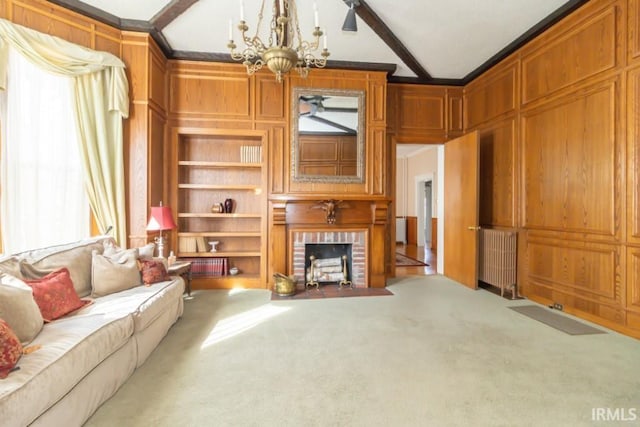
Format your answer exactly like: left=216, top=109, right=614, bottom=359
left=0, top=19, right=129, bottom=245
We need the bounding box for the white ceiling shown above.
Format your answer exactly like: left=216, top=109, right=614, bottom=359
left=75, top=0, right=577, bottom=80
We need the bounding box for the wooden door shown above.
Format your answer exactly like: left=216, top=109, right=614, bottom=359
left=444, top=131, right=480, bottom=289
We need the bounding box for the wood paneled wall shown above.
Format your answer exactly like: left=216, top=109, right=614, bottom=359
left=388, top=84, right=463, bottom=143
left=465, top=0, right=640, bottom=338
left=166, top=63, right=390, bottom=287
left=0, top=0, right=163, bottom=249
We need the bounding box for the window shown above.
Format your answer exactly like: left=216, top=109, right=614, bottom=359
left=0, top=48, right=89, bottom=254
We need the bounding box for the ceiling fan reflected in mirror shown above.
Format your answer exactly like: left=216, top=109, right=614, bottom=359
left=299, top=96, right=358, bottom=117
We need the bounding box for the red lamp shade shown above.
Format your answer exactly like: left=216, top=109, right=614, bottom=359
left=146, top=206, right=177, bottom=231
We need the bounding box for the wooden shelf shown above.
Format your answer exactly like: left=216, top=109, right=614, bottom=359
left=192, top=275, right=263, bottom=290
left=178, top=183, right=260, bottom=191
left=178, top=251, right=261, bottom=257
left=178, top=161, right=261, bottom=168
left=172, top=129, right=268, bottom=289
left=178, top=232, right=261, bottom=237
left=178, top=213, right=262, bottom=219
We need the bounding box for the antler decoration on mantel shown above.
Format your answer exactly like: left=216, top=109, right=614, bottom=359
left=311, top=200, right=349, bottom=224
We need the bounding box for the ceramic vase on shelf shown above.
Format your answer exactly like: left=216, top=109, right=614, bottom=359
left=224, top=198, right=233, bottom=213
left=211, top=203, right=223, bottom=213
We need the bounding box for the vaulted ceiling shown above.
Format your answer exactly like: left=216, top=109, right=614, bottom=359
left=48, top=0, right=588, bottom=85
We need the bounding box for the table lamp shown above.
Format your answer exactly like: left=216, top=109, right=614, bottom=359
left=146, top=201, right=177, bottom=258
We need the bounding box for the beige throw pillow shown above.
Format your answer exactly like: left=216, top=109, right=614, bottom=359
left=91, top=248, right=141, bottom=297
left=138, top=243, right=156, bottom=259
left=0, top=273, right=44, bottom=344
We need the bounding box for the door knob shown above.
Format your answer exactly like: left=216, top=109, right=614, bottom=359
left=467, top=226, right=481, bottom=230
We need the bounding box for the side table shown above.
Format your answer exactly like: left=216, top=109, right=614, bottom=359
left=168, top=261, right=192, bottom=297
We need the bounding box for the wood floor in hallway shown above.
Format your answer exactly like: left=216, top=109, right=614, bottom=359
left=395, top=243, right=436, bottom=276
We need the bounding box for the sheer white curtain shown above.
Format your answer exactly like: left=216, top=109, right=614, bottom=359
left=0, top=19, right=130, bottom=246
left=0, top=48, right=89, bottom=253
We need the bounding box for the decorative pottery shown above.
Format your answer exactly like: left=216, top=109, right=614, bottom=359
left=208, top=241, right=219, bottom=252
left=224, top=198, right=233, bottom=213
left=229, top=267, right=239, bottom=275
left=211, top=203, right=224, bottom=213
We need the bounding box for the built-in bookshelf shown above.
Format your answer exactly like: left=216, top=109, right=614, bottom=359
left=170, top=128, right=268, bottom=288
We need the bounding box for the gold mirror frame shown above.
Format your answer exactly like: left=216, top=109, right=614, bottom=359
left=291, top=87, right=366, bottom=183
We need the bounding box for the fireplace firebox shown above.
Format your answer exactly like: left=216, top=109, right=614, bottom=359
left=304, top=243, right=353, bottom=289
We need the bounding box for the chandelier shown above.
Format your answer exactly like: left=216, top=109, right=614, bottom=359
left=227, top=0, right=330, bottom=82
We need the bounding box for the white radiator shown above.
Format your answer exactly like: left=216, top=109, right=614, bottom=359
left=396, top=217, right=407, bottom=244
left=479, top=229, right=517, bottom=297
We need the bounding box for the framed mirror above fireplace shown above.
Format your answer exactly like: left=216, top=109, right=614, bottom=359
left=291, top=87, right=365, bottom=183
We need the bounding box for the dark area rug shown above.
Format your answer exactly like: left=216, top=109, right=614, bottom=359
left=509, top=305, right=606, bottom=335
left=271, top=284, right=393, bottom=300
left=395, top=252, right=428, bottom=267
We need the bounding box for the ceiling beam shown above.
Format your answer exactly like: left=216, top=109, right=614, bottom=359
left=355, top=0, right=431, bottom=81
left=151, top=0, right=200, bottom=30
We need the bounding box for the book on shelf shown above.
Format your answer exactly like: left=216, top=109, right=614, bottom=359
left=185, top=257, right=229, bottom=277
left=195, top=236, right=208, bottom=252
left=240, top=145, right=262, bottom=164
left=178, top=237, right=197, bottom=253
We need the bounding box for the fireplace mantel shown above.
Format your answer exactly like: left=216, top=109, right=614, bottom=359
left=269, top=199, right=390, bottom=288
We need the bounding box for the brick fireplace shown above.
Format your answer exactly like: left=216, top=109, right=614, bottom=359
left=269, top=200, right=389, bottom=288
left=292, top=230, right=367, bottom=287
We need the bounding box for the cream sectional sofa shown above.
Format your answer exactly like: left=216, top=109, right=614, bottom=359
left=0, top=236, right=184, bottom=426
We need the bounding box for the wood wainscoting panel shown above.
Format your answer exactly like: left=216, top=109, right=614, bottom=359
left=368, top=79, right=386, bottom=125
left=148, top=108, right=166, bottom=207
left=125, top=102, right=150, bottom=248
left=521, top=79, right=621, bottom=239
left=169, top=72, right=251, bottom=119
left=406, top=216, right=417, bottom=245
left=521, top=4, right=618, bottom=104
left=257, top=123, right=285, bottom=194
left=630, top=0, right=640, bottom=60
left=464, top=61, right=518, bottom=130
left=94, top=31, right=122, bottom=57
left=122, top=34, right=149, bottom=103
left=627, top=247, right=640, bottom=315
left=149, top=47, right=167, bottom=113
left=628, top=66, right=640, bottom=244
left=9, top=0, right=92, bottom=47
left=526, top=237, right=624, bottom=326
left=256, top=73, right=286, bottom=120
left=393, top=85, right=446, bottom=134
left=448, top=89, right=464, bottom=136
left=370, top=127, right=387, bottom=195
left=479, top=118, right=517, bottom=228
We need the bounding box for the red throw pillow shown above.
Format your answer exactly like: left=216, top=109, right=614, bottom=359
left=25, top=268, right=90, bottom=321
left=0, top=318, right=23, bottom=379
left=138, top=259, right=171, bottom=285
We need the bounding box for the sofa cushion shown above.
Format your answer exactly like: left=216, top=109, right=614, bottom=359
left=18, top=237, right=113, bottom=297
left=138, top=258, right=171, bottom=285
left=25, top=268, right=89, bottom=322
left=0, top=319, right=22, bottom=379
left=91, top=248, right=141, bottom=297
left=0, top=309, right=133, bottom=426
left=0, top=274, right=44, bottom=344
left=0, top=256, right=23, bottom=278
left=137, top=243, right=156, bottom=259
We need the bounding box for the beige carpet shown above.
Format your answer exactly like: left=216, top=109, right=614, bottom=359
left=85, top=275, right=640, bottom=427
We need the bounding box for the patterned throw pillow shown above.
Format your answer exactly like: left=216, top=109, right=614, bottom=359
left=25, top=268, right=90, bottom=321
left=138, top=259, right=171, bottom=285
left=0, top=318, right=23, bottom=379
